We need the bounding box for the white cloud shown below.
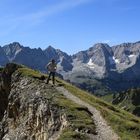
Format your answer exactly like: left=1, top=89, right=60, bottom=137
left=2, top=0, right=92, bottom=24
left=22, top=0, right=91, bottom=21
left=0, top=0, right=92, bottom=35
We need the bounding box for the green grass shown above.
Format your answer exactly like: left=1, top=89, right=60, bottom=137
left=16, top=67, right=47, bottom=79
left=112, top=89, right=140, bottom=116
left=16, top=66, right=96, bottom=140
left=56, top=79, right=140, bottom=140
left=55, top=94, right=96, bottom=140
left=11, top=65, right=140, bottom=139
left=101, top=94, right=114, bottom=103
left=58, top=129, right=88, bottom=140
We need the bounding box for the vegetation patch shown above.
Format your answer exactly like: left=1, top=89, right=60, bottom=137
left=58, top=129, right=88, bottom=140
left=16, top=67, right=47, bottom=80
left=55, top=94, right=96, bottom=140
left=0, top=67, right=4, bottom=72
left=8, top=65, right=140, bottom=139
left=56, top=79, right=140, bottom=140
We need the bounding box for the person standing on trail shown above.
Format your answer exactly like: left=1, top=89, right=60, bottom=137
left=46, top=59, right=57, bottom=85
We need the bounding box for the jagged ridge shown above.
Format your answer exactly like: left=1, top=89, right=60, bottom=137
left=1, top=41, right=140, bottom=95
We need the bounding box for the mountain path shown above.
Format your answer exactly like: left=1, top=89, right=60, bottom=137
left=56, top=86, right=120, bottom=140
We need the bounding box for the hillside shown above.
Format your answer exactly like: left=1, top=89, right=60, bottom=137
left=112, top=89, right=140, bottom=117
left=0, top=63, right=96, bottom=140
left=101, top=89, right=140, bottom=117
left=0, top=63, right=140, bottom=140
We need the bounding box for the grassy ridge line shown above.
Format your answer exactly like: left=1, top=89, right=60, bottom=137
left=15, top=67, right=140, bottom=140
left=17, top=67, right=46, bottom=78
left=14, top=67, right=96, bottom=140
left=58, top=80, right=140, bottom=140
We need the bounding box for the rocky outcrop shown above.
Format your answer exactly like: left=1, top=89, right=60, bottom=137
left=0, top=64, right=67, bottom=140
left=0, top=63, right=98, bottom=140
left=0, top=63, right=20, bottom=121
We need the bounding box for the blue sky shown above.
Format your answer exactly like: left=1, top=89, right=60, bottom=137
left=0, top=0, right=140, bottom=54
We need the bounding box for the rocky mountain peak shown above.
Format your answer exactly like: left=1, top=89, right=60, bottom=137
left=81, top=43, right=112, bottom=71
left=3, top=42, right=23, bottom=50
left=94, top=43, right=110, bottom=49
left=72, top=50, right=88, bottom=63
left=44, top=45, right=58, bottom=60
left=2, top=42, right=23, bottom=61
left=45, top=45, right=56, bottom=52
left=88, top=43, right=112, bottom=57
left=88, top=43, right=110, bottom=53
left=0, top=41, right=140, bottom=95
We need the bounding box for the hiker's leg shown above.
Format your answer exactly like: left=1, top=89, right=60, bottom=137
left=52, top=72, right=55, bottom=85
left=46, top=72, right=52, bottom=84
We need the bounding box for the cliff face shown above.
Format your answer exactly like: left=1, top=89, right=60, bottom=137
left=0, top=64, right=67, bottom=140
left=0, top=63, right=20, bottom=121
left=0, top=64, right=96, bottom=140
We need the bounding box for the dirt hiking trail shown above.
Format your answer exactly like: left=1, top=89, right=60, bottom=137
left=56, top=86, right=120, bottom=140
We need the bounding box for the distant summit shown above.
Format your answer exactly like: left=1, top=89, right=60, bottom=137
left=3, top=42, right=23, bottom=61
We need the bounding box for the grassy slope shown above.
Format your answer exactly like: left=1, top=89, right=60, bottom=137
left=16, top=67, right=140, bottom=140
left=14, top=67, right=96, bottom=140
left=59, top=80, right=140, bottom=140
left=112, top=89, right=140, bottom=116
left=17, top=67, right=45, bottom=78
left=101, top=94, right=114, bottom=103
left=102, top=89, right=140, bottom=117
left=56, top=94, right=96, bottom=140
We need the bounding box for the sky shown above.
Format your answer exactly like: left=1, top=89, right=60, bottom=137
left=0, top=0, right=140, bottom=54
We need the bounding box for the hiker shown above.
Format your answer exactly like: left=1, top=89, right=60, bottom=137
left=46, top=59, right=57, bottom=85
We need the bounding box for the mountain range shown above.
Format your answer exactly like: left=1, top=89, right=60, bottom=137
left=0, top=41, right=140, bottom=95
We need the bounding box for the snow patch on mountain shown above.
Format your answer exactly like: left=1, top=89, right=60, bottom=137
left=87, top=58, right=95, bottom=69
left=109, top=56, right=120, bottom=64
left=113, top=56, right=120, bottom=64
left=128, top=54, right=135, bottom=58
left=15, top=49, right=22, bottom=55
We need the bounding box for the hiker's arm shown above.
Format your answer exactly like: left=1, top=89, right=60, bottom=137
left=45, top=63, right=49, bottom=70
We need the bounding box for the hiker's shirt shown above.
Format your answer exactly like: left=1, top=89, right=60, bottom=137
left=47, top=62, right=57, bottom=72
